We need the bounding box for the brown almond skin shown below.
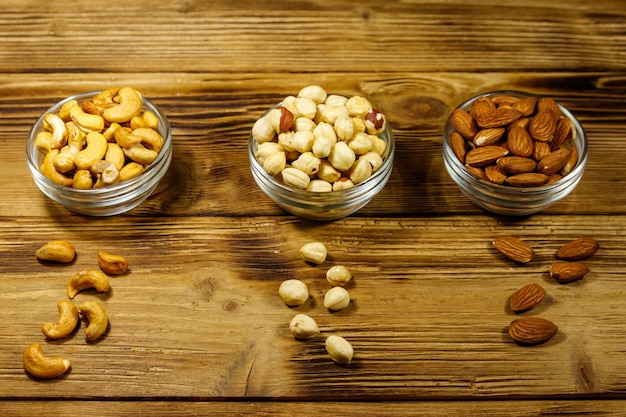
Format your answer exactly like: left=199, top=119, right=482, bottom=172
left=512, top=96, right=538, bottom=116
left=449, top=109, right=477, bottom=139
left=510, top=283, right=546, bottom=313
left=492, top=236, right=535, bottom=264
left=528, top=110, right=557, bottom=142
left=496, top=156, right=537, bottom=175
left=551, top=117, right=574, bottom=151
left=505, top=173, right=549, bottom=187
left=509, top=317, right=558, bottom=345
left=450, top=131, right=467, bottom=163
left=537, top=147, right=573, bottom=176
left=465, top=146, right=509, bottom=167
left=557, top=238, right=599, bottom=261
left=507, top=125, right=534, bottom=157
left=476, top=108, right=522, bottom=129
left=550, top=261, right=590, bottom=283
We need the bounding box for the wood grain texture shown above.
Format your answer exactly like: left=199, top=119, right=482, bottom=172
left=1, top=0, right=625, bottom=414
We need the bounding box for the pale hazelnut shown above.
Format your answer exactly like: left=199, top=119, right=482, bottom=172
left=251, top=116, right=275, bottom=143
left=281, top=167, right=310, bottom=189
left=291, top=152, right=321, bottom=176
left=317, top=160, right=342, bottom=183
left=306, top=179, right=333, bottom=192
left=325, top=94, right=348, bottom=107
left=371, top=135, right=387, bottom=156
left=262, top=151, right=286, bottom=177
left=256, top=142, right=284, bottom=165
left=326, top=265, right=352, bottom=287
left=323, top=286, right=350, bottom=311
left=361, top=151, right=384, bottom=173
left=348, top=157, right=373, bottom=184
left=298, top=85, right=327, bottom=105
left=291, top=130, right=315, bottom=153
left=294, top=97, right=317, bottom=120
left=299, top=241, right=328, bottom=264
left=294, top=117, right=316, bottom=132
left=328, top=141, right=356, bottom=172
left=348, top=132, right=374, bottom=155
left=346, top=96, right=373, bottom=117
left=319, top=105, right=349, bottom=124
left=332, top=177, right=355, bottom=191
left=312, top=135, right=334, bottom=159
left=279, top=279, right=309, bottom=307
left=325, top=335, right=353, bottom=365
left=334, top=114, right=355, bottom=141
left=289, top=313, right=320, bottom=340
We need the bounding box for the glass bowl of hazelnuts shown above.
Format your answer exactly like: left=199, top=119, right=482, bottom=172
left=26, top=87, right=172, bottom=216
left=249, top=85, right=395, bottom=221
left=442, top=90, right=588, bottom=216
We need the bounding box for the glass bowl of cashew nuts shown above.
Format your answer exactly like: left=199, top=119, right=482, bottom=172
left=249, top=85, right=395, bottom=221
left=26, top=87, right=172, bottom=216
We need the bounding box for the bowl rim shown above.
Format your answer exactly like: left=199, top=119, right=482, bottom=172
left=248, top=101, right=396, bottom=200
left=25, top=90, right=172, bottom=195
left=443, top=89, right=588, bottom=195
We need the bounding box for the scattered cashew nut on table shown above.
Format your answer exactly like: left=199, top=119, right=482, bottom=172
left=67, top=268, right=110, bottom=299
left=22, top=343, right=71, bottom=379
left=41, top=300, right=79, bottom=340
left=78, top=301, right=109, bottom=342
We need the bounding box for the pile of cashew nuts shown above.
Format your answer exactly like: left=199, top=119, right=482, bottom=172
left=35, top=87, right=164, bottom=189
left=22, top=240, right=128, bottom=380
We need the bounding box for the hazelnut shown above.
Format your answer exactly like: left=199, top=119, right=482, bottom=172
left=299, top=242, right=327, bottom=265
left=323, top=286, right=350, bottom=311
left=278, top=279, right=309, bottom=307
left=289, top=314, right=320, bottom=340
left=326, top=265, right=352, bottom=287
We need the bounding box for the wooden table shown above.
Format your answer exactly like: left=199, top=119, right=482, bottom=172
left=2, top=0, right=626, bottom=414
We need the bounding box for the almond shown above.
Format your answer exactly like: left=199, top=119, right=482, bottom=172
left=496, top=156, right=537, bottom=175
left=510, top=283, right=546, bottom=313
left=533, top=141, right=552, bottom=161
left=512, top=96, right=538, bottom=117
left=506, top=126, right=534, bottom=157
left=473, top=127, right=505, bottom=147
left=551, top=117, right=574, bottom=151
left=464, top=164, right=487, bottom=180
left=469, top=97, right=496, bottom=120
left=537, top=97, right=561, bottom=116
left=492, top=95, right=519, bottom=107
left=476, top=108, right=522, bottom=129
left=536, top=147, right=573, bottom=176
left=557, top=237, right=599, bottom=260
left=465, top=146, right=509, bottom=167
left=550, top=261, right=590, bottom=283
left=485, top=164, right=507, bottom=184
left=560, top=144, right=578, bottom=176
left=449, top=109, right=477, bottom=139
left=509, top=317, right=558, bottom=345
left=492, top=236, right=535, bottom=264
left=528, top=110, right=557, bottom=142
left=450, top=130, right=467, bottom=163
left=505, top=172, right=549, bottom=187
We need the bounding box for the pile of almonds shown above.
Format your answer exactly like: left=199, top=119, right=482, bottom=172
left=449, top=93, right=579, bottom=187
left=492, top=236, right=599, bottom=345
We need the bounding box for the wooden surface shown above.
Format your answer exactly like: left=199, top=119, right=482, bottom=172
left=1, top=0, right=626, bottom=415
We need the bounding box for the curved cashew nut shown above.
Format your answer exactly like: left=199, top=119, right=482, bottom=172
left=102, top=87, right=143, bottom=123
left=72, top=169, right=94, bottom=189
left=22, top=343, right=71, bottom=379
left=43, top=113, right=68, bottom=150
left=78, top=301, right=109, bottom=342
left=114, top=126, right=140, bottom=148
left=53, top=146, right=77, bottom=173
left=92, top=160, right=120, bottom=187
left=92, top=87, right=120, bottom=111
left=105, top=142, right=126, bottom=171
left=42, top=300, right=79, bottom=339
left=97, top=251, right=129, bottom=275
left=131, top=127, right=164, bottom=153
left=66, top=121, right=86, bottom=151
left=58, top=99, right=79, bottom=122
left=74, top=132, right=108, bottom=170
left=70, top=105, right=105, bottom=133
left=67, top=268, right=110, bottom=299
left=119, top=161, right=145, bottom=181
left=123, top=144, right=159, bottom=165
left=43, top=149, right=74, bottom=187
left=35, top=131, right=54, bottom=154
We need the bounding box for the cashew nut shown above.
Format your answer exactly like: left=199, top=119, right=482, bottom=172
left=43, top=113, right=68, bottom=150
left=36, top=240, right=75, bottom=263
left=93, top=161, right=120, bottom=187
left=69, top=105, right=105, bottom=133
left=92, top=87, right=120, bottom=112
left=72, top=169, right=93, bottom=189
left=102, top=87, right=143, bottom=123
left=74, top=131, right=108, bottom=170
left=53, top=146, right=77, bottom=173
left=67, top=268, right=110, bottom=299
left=66, top=121, right=86, bottom=151
left=42, top=149, right=74, bottom=187
left=105, top=142, right=126, bottom=171
left=42, top=300, right=79, bottom=339
left=22, top=343, right=71, bottom=379
left=114, top=126, right=140, bottom=148
left=78, top=301, right=109, bottom=341
left=58, top=99, right=79, bottom=122
left=119, top=162, right=145, bottom=181
left=97, top=251, right=129, bottom=275
left=131, top=127, right=164, bottom=153
left=102, top=122, right=122, bottom=142
left=35, top=131, right=54, bottom=154
left=123, top=144, right=158, bottom=165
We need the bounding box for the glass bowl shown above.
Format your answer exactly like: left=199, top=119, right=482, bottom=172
left=442, top=90, right=587, bottom=216
left=249, top=103, right=395, bottom=221
left=26, top=90, right=172, bottom=216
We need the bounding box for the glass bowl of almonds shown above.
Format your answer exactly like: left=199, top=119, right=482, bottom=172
left=26, top=87, right=172, bottom=216
left=249, top=85, right=395, bottom=221
left=442, top=90, right=587, bottom=216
